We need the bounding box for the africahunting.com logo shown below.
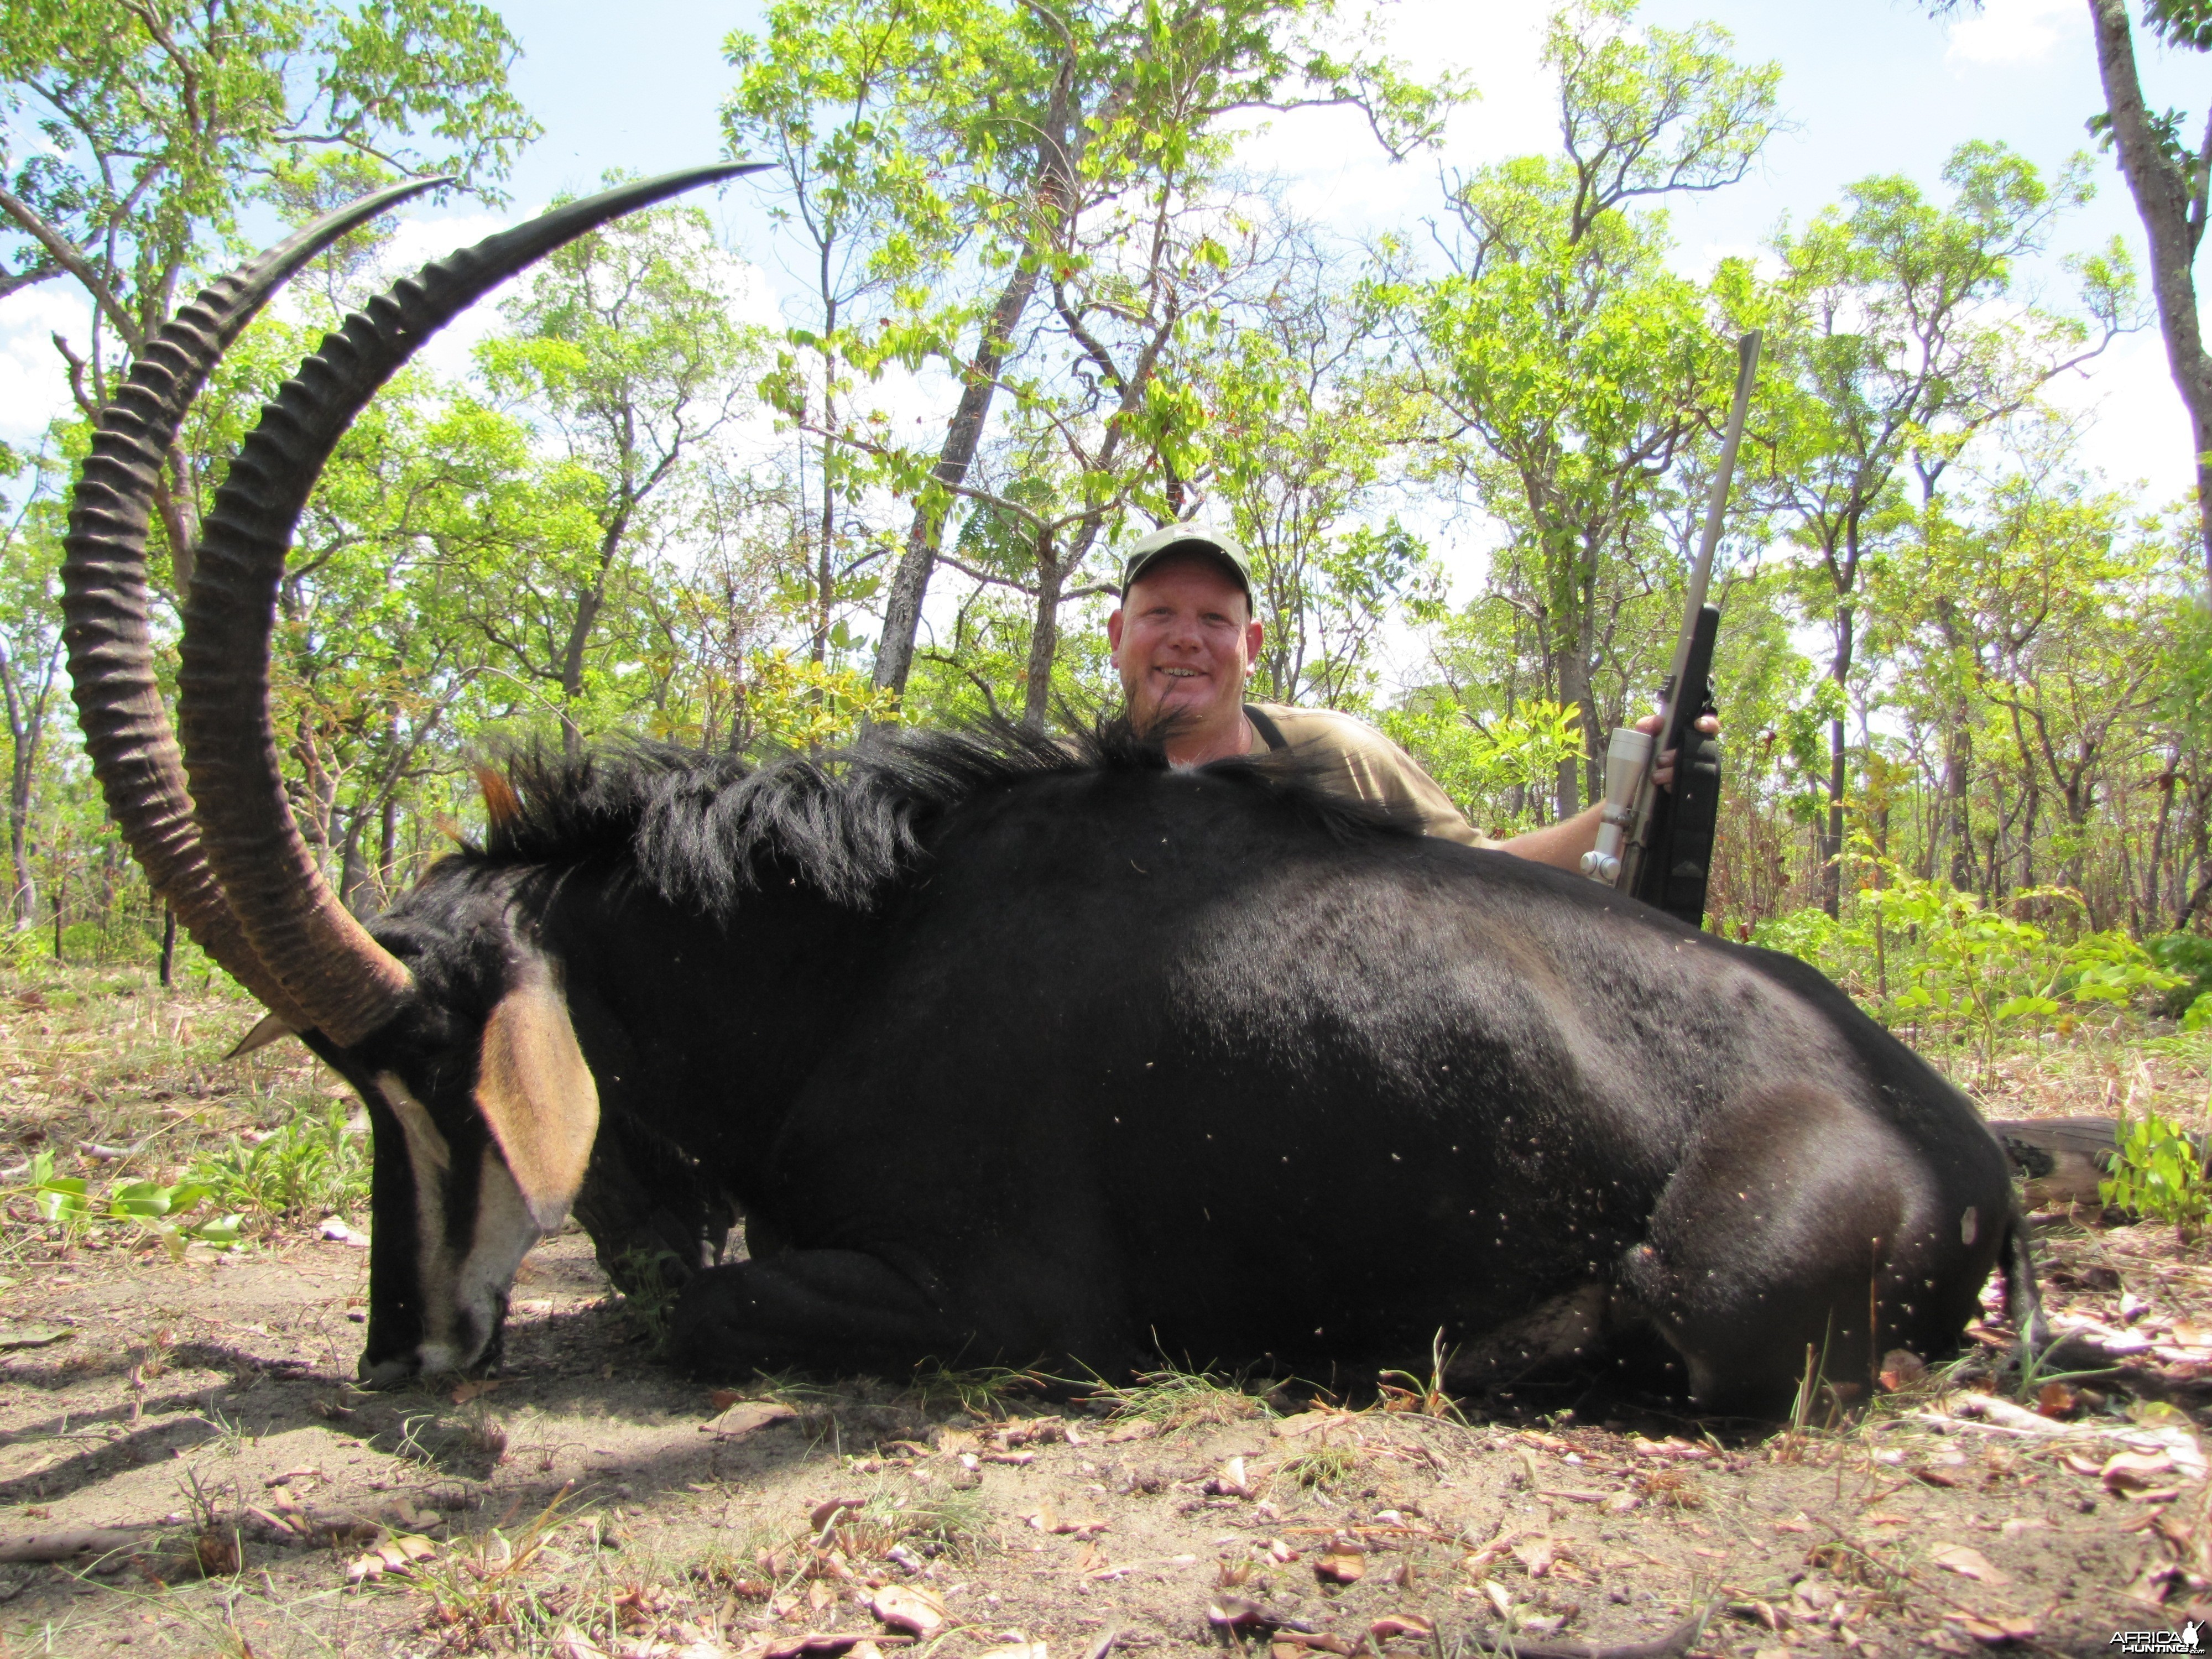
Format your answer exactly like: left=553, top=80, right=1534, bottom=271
left=2111, top=1623, right=2205, bottom=1654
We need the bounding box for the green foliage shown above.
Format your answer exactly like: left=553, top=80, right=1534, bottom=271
left=186, top=1101, right=371, bottom=1223
left=1383, top=698, right=1587, bottom=837
left=2147, top=933, right=2212, bottom=1019
left=2102, top=1111, right=2212, bottom=1228
left=18, top=1150, right=242, bottom=1255
left=0, top=0, right=535, bottom=352
left=1753, top=849, right=2185, bottom=1070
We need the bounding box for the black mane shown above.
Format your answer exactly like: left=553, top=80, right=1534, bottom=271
left=467, top=716, right=1416, bottom=917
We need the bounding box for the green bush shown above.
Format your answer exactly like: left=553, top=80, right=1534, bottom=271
left=2101, top=1110, right=2211, bottom=1229
left=187, top=1100, right=370, bottom=1221
left=2146, top=932, right=2212, bottom=1022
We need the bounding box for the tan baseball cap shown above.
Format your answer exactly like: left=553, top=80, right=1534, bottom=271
left=1119, top=521, right=1253, bottom=599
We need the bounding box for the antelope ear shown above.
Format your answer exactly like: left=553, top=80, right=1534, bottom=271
left=473, top=968, right=600, bottom=1232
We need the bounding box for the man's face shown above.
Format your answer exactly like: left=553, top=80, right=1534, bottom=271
left=1106, top=553, right=1263, bottom=736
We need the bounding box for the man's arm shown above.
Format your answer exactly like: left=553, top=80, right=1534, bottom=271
left=1498, top=713, right=1720, bottom=872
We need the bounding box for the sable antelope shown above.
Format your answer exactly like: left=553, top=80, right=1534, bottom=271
left=62, top=173, right=2039, bottom=1412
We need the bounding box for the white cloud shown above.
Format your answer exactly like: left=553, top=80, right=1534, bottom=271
left=0, top=283, right=94, bottom=448
left=1944, top=0, right=2077, bottom=67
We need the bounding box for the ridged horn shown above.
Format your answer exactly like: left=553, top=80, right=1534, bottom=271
left=178, top=164, right=769, bottom=1047
left=61, top=176, right=447, bottom=1029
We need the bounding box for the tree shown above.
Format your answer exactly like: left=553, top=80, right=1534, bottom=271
left=724, top=0, right=1459, bottom=709
left=0, top=0, right=536, bottom=591
left=1396, top=0, right=1780, bottom=817
left=1197, top=262, right=1438, bottom=709
left=468, top=197, right=767, bottom=755
left=1876, top=429, right=2166, bottom=923
left=1924, top=0, right=2212, bottom=587
left=853, top=0, right=1459, bottom=705
left=0, top=457, right=62, bottom=924
left=1764, top=140, right=2130, bottom=911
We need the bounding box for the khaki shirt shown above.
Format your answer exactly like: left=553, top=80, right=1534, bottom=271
left=1243, top=702, right=1496, bottom=848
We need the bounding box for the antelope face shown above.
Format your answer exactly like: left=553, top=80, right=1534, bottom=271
left=340, top=903, right=601, bottom=1389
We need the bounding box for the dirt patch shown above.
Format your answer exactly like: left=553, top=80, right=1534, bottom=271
left=0, top=1219, right=2194, bottom=1658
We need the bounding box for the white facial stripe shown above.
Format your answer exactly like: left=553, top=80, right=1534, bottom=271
left=375, top=1072, right=542, bottom=1376
left=378, top=1072, right=458, bottom=1359
left=380, top=1073, right=451, bottom=1174
left=452, top=1150, right=542, bottom=1354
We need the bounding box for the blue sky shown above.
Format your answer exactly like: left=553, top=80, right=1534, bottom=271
left=4, top=0, right=2204, bottom=528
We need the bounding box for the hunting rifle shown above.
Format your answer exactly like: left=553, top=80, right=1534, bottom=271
left=1580, top=331, right=1762, bottom=929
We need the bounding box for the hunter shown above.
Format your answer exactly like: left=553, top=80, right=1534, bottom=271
left=1105, top=522, right=1714, bottom=870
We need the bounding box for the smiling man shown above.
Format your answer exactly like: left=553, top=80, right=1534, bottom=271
left=1105, top=522, right=1707, bottom=871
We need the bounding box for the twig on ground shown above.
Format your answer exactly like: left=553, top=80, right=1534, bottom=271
left=0, top=1525, right=154, bottom=1563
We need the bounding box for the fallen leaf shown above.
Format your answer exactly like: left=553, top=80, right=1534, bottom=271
left=972, top=1646, right=1047, bottom=1659
left=1208, top=1455, right=1251, bottom=1497
left=1511, top=1536, right=1558, bottom=1578
left=1913, top=1467, right=1959, bottom=1489
left=1879, top=1349, right=1927, bottom=1391
left=1314, top=1540, right=1365, bottom=1584
left=1931, top=1544, right=2009, bottom=1585
left=2035, top=1382, right=2078, bottom=1419
left=709, top=1389, right=743, bottom=1410
left=809, top=1498, right=865, bottom=1532
left=869, top=1584, right=945, bottom=1637
left=703, top=1400, right=801, bottom=1439
left=2103, top=1451, right=2177, bottom=1494
left=2060, top=1452, right=2105, bottom=1477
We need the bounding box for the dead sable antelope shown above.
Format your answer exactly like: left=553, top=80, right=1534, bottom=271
left=64, top=170, right=2040, bottom=1416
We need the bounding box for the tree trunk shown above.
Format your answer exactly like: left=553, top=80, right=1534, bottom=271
left=873, top=261, right=1049, bottom=702
left=1944, top=729, right=1976, bottom=892
left=7, top=768, right=32, bottom=927
left=338, top=805, right=374, bottom=919
left=872, top=60, right=1077, bottom=706
left=1021, top=531, right=1062, bottom=732
left=2147, top=758, right=2178, bottom=923
left=156, top=446, right=199, bottom=599
left=2088, top=0, right=2212, bottom=588
left=1821, top=601, right=1855, bottom=918
left=1556, top=640, right=1593, bottom=821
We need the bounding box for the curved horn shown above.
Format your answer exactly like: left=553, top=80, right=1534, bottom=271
left=178, top=164, right=769, bottom=1047
left=61, top=177, right=447, bottom=1028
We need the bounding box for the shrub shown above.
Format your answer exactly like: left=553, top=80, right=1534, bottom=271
left=2146, top=932, right=2212, bottom=1025
left=2101, top=1110, right=2211, bottom=1230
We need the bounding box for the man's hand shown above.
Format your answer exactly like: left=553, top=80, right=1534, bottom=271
left=1640, top=710, right=1720, bottom=792
left=1499, top=710, right=1723, bottom=872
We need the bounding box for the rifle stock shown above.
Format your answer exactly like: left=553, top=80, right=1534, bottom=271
left=1625, top=605, right=1722, bottom=926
